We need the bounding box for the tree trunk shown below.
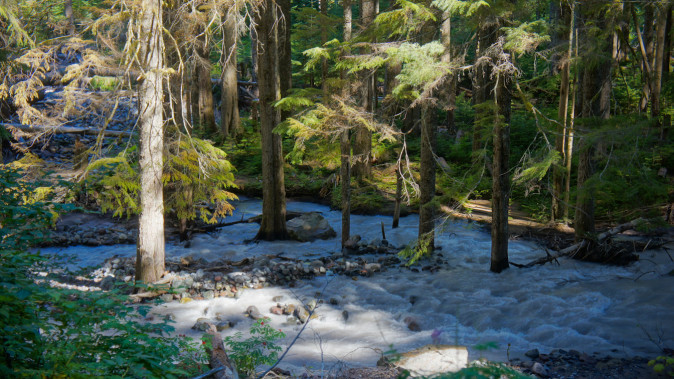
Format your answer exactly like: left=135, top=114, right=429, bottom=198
left=393, top=168, right=402, bottom=228
left=563, top=28, right=578, bottom=222
left=441, top=11, right=456, bottom=134
left=250, top=27, right=258, bottom=83
left=255, top=0, right=288, bottom=241
left=418, top=105, right=436, bottom=251
left=220, top=12, right=240, bottom=137
left=574, top=1, right=612, bottom=242
left=340, top=0, right=353, bottom=249
left=651, top=4, right=668, bottom=131
left=472, top=24, right=497, bottom=153
left=64, top=0, right=75, bottom=35
left=490, top=70, right=511, bottom=273
left=640, top=3, right=656, bottom=113
left=662, top=6, right=672, bottom=140
left=340, top=130, right=351, bottom=248
left=352, top=0, right=375, bottom=180
left=196, top=30, right=216, bottom=133
left=136, top=0, right=165, bottom=284
left=279, top=0, right=292, bottom=114
left=552, top=1, right=573, bottom=221
left=320, top=0, right=328, bottom=98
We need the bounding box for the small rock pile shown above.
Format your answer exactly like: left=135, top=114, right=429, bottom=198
left=46, top=224, right=137, bottom=247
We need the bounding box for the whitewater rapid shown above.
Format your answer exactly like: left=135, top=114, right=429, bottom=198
left=41, top=197, right=674, bottom=374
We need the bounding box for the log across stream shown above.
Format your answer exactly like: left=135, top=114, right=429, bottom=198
left=40, top=197, right=674, bottom=374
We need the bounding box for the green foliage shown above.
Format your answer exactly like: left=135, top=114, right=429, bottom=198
left=85, top=134, right=237, bottom=224
left=386, top=41, right=448, bottom=102
left=502, top=20, right=550, bottom=55
left=164, top=136, right=237, bottom=224
left=649, top=355, right=674, bottom=377
left=432, top=0, right=491, bottom=18
left=0, top=166, right=204, bottom=377
left=430, top=361, right=533, bottom=378
left=223, top=318, right=286, bottom=377
left=374, top=0, right=436, bottom=39
left=513, top=149, right=561, bottom=187
left=89, top=75, right=119, bottom=91
left=86, top=151, right=141, bottom=217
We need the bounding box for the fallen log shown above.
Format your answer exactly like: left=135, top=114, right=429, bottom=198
left=195, top=324, right=238, bottom=379
left=1, top=123, right=134, bottom=137
left=515, top=218, right=646, bottom=268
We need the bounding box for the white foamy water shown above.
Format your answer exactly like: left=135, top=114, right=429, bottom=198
left=41, top=198, right=674, bottom=374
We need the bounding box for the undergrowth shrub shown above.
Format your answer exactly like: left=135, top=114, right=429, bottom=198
left=0, top=166, right=205, bottom=377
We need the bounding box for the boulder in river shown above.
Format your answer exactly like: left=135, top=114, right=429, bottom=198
left=393, top=345, right=468, bottom=377
left=287, top=212, right=336, bottom=242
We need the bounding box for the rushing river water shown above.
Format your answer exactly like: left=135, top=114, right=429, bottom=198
left=42, top=197, right=674, bottom=374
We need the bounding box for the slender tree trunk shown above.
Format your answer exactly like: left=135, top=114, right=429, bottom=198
left=393, top=168, right=402, bottom=228
left=418, top=105, right=437, bottom=251
left=255, top=0, right=288, bottom=240
left=640, top=3, right=656, bottom=113
left=352, top=0, right=375, bottom=180
left=320, top=0, right=328, bottom=97
left=220, top=12, right=240, bottom=137
left=661, top=6, right=672, bottom=140
left=472, top=25, right=497, bottom=153
left=552, top=1, right=573, bottom=221
left=490, top=70, right=511, bottom=273
left=64, top=0, right=75, bottom=35
left=250, top=27, right=258, bottom=83
left=574, top=1, right=612, bottom=242
left=136, top=0, right=165, bottom=284
left=652, top=4, right=668, bottom=131
left=563, top=28, right=579, bottom=222
left=340, top=130, right=351, bottom=248
left=441, top=11, right=456, bottom=134
left=196, top=29, right=216, bottom=133
left=279, top=0, right=292, bottom=112
left=340, top=0, right=353, bottom=248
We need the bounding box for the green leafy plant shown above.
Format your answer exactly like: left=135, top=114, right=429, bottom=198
left=0, top=165, right=205, bottom=377
left=223, top=318, right=286, bottom=378
left=649, top=355, right=674, bottom=377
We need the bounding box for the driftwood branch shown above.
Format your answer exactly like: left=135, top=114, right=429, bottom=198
left=1, top=123, right=134, bottom=137
left=515, top=218, right=646, bottom=268
left=190, top=324, right=238, bottom=379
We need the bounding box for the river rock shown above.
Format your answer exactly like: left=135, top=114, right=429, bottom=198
left=531, top=362, right=549, bottom=377
left=246, top=305, right=263, bottom=320
left=192, top=318, right=213, bottom=331
left=287, top=212, right=336, bottom=242
left=294, top=305, right=310, bottom=323
left=393, top=345, right=468, bottom=377
left=525, top=349, right=540, bottom=359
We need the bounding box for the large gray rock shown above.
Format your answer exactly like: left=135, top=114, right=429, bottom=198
left=394, top=345, right=468, bottom=377
left=287, top=212, right=336, bottom=242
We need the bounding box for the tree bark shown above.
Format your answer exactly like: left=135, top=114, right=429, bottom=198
left=418, top=105, right=436, bottom=251
left=340, top=0, right=353, bottom=249
left=320, top=0, right=329, bottom=98
left=472, top=24, right=497, bottom=153
left=220, top=12, right=240, bottom=137
left=490, top=70, right=511, bottom=273
left=195, top=28, right=217, bottom=133
left=136, top=0, right=165, bottom=284
left=552, top=1, right=573, bottom=221
left=651, top=4, right=668, bottom=131
left=574, top=1, right=612, bottom=242
left=279, top=0, right=292, bottom=115
left=352, top=0, right=376, bottom=180
left=441, top=11, right=456, bottom=134
left=64, top=0, right=75, bottom=35
left=255, top=0, right=288, bottom=241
